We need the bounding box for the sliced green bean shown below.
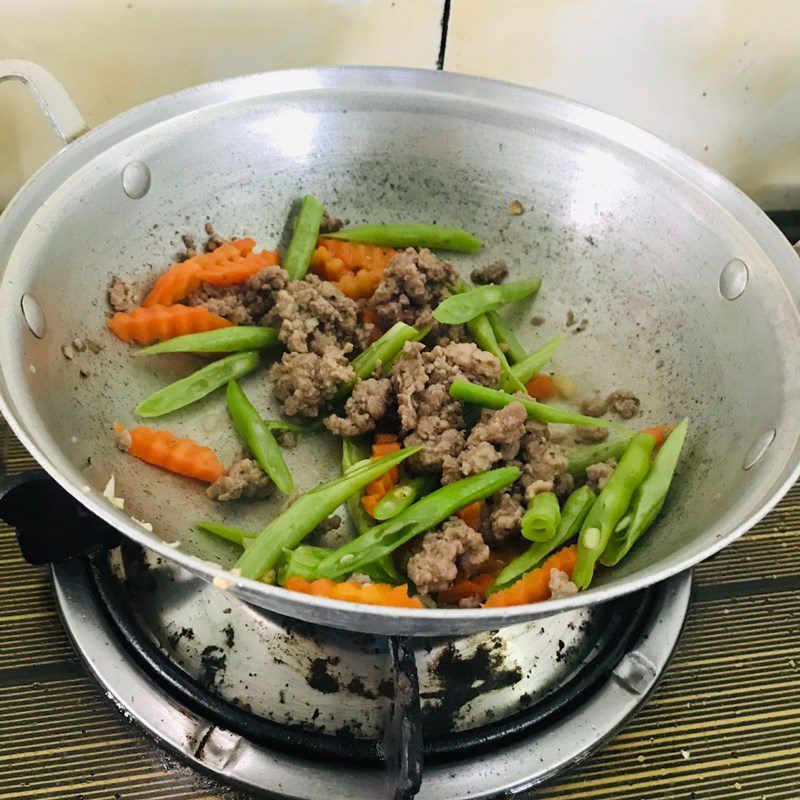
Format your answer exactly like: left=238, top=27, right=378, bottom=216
left=572, top=433, right=656, bottom=589
left=487, top=311, right=527, bottom=363
left=278, top=545, right=399, bottom=585
left=136, top=351, right=260, bottom=417
left=373, top=474, right=437, bottom=521
left=227, top=380, right=293, bottom=494
left=313, top=467, right=520, bottom=580
left=326, top=224, right=483, bottom=253
left=503, top=335, right=562, bottom=389
left=196, top=520, right=255, bottom=546
left=434, top=278, right=541, bottom=325
left=283, top=194, right=325, bottom=280
left=262, top=418, right=324, bottom=434
left=601, top=420, right=688, bottom=566
left=491, top=485, right=595, bottom=590
left=567, top=437, right=632, bottom=475
left=521, top=491, right=561, bottom=542
left=450, top=380, right=624, bottom=429
left=234, top=445, right=421, bottom=579
left=137, top=327, right=279, bottom=356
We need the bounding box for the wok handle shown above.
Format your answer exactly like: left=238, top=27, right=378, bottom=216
left=0, top=59, right=88, bottom=144
left=0, top=470, right=120, bottom=564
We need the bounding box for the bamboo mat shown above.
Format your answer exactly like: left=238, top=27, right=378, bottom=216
left=1, top=418, right=799, bottom=800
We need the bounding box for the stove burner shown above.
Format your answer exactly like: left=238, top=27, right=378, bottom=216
left=53, top=547, right=691, bottom=799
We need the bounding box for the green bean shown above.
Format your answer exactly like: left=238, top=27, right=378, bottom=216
left=283, top=194, right=325, bottom=280
left=491, top=485, right=595, bottom=590
left=262, top=418, right=324, bottom=434
left=601, top=420, right=688, bottom=566
left=450, top=380, right=624, bottom=429
left=227, top=380, right=293, bottom=494
left=312, top=466, right=520, bottom=580
left=340, top=437, right=401, bottom=582
left=137, top=327, right=279, bottom=356
left=277, top=545, right=399, bottom=585
left=380, top=326, right=430, bottom=373
left=326, top=224, right=483, bottom=253
left=567, top=437, right=632, bottom=475
left=196, top=520, right=255, bottom=547
left=503, top=335, right=562, bottom=389
left=572, top=432, right=657, bottom=589
left=373, top=474, right=437, bottom=521
left=486, top=311, right=527, bottom=363
left=521, top=491, right=561, bottom=542
left=434, top=278, right=540, bottom=325
left=136, top=351, right=260, bottom=417
left=234, top=445, right=421, bottom=579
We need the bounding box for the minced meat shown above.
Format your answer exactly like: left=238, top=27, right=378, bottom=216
left=442, top=403, right=527, bottom=484
left=187, top=266, right=289, bottom=325
left=324, top=377, right=393, bottom=436
left=269, top=347, right=356, bottom=418
left=368, top=248, right=458, bottom=331
left=607, top=390, right=640, bottom=419
left=319, top=212, right=343, bottom=233
left=406, top=517, right=489, bottom=594
left=206, top=458, right=273, bottom=501
left=391, top=341, right=500, bottom=471
left=579, top=393, right=608, bottom=417
left=586, top=460, right=616, bottom=493
left=265, top=273, right=367, bottom=355
left=575, top=425, right=609, bottom=444
left=108, top=276, right=143, bottom=313
left=470, top=260, right=508, bottom=285
left=484, top=491, right=525, bottom=544
left=520, top=420, right=573, bottom=499
left=549, top=569, right=579, bottom=599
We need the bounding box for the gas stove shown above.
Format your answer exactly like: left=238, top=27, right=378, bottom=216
left=51, top=541, right=690, bottom=799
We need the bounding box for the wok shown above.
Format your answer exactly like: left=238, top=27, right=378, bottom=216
left=1, top=60, right=799, bottom=636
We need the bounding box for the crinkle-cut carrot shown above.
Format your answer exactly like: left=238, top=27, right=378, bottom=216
left=143, top=239, right=272, bottom=306
left=361, top=305, right=383, bottom=342
left=107, top=304, right=233, bottom=345
left=372, top=441, right=401, bottom=457
left=438, top=572, right=495, bottom=605
left=456, top=500, right=483, bottom=531
left=361, top=492, right=382, bottom=517
left=525, top=374, right=558, bottom=401
left=484, top=545, right=578, bottom=608
left=311, top=240, right=397, bottom=300
left=284, top=576, right=423, bottom=608
left=337, top=268, right=383, bottom=299
left=375, top=433, right=398, bottom=444
left=198, top=249, right=280, bottom=286
left=642, top=425, right=676, bottom=448
left=317, top=238, right=396, bottom=272
left=114, top=422, right=225, bottom=483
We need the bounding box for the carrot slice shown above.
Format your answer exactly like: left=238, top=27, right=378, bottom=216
left=642, top=425, right=676, bottom=448
left=316, top=238, right=396, bottom=272
left=438, top=572, right=496, bottom=605
left=115, top=423, right=225, bottom=483
left=361, top=493, right=382, bottom=517
left=372, top=442, right=401, bottom=458
left=143, top=239, right=273, bottom=306
left=107, top=304, right=233, bottom=345
left=284, top=576, right=423, bottom=608
left=484, top=545, right=578, bottom=607
left=456, top=500, right=483, bottom=532
left=197, top=249, right=280, bottom=285
left=374, top=433, right=399, bottom=444
left=525, top=374, right=558, bottom=401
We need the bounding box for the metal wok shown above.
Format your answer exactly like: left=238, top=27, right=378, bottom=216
left=1, top=60, right=799, bottom=635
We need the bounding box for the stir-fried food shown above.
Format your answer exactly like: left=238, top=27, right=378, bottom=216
left=105, top=195, right=687, bottom=609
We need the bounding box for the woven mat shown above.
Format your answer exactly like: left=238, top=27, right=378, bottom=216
left=1, top=418, right=799, bottom=800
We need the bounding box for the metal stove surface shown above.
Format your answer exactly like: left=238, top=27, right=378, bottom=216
left=51, top=546, right=691, bottom=800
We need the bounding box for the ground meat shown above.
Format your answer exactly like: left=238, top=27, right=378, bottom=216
left=530, top=315, right=545, bottom=326
left=203, top=222, right=228, bottom=252
left=575, top=425, right=609, bottom=444
left=586, top=460, right=616, bottom=494
left=442, top=403, right=527, bottom=484
left=607, top=390, right=640, bottom=419
left=324, top=377, right=393, bottom=436
left=458, top=596, right=483, bottom=608
left=315, top=514, right=342, bottom=534
left=470, top=260, right=508, bottom=285
left=269, top=348, right=356, bottom=418
left=406, top=517, right=489, bottom=594
left=520, top=421, right=572, bottom=499
left=484, top=491, right=525, bottom=544
left=348, top=572, right=373, bottom=586
left=508, top=200, right=524, bottom=216
left=114, top=426, right=132, bottom=451
left=108, top=276, right=142, bottom=312
left=319, top=212, right=343, bottom=233
left=549, top=569, right=579, bottom=599
left=368, top=248, right=458, bottom=331
left=265, top=274, right=367, bottom=355
left=391, top=341, right=501, bottom=471
left=206, top=459, right=273, bottom=501
left=579, top=393, right=609, bottom=418
left=187, top=266, right=289, bottom=325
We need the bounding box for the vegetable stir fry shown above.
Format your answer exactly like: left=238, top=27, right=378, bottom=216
left=105, top=200, right=687, bottom=610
